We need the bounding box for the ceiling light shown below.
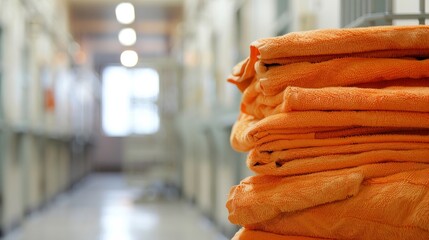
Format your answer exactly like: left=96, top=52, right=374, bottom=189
left=115, top=2, right=135, bottom=24
left=120, top=50, right=138, bottom=67
left=118, top=28, right=137, bottom=46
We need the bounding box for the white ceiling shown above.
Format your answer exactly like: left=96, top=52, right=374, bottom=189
left=67, top=0, right=183, bottom=71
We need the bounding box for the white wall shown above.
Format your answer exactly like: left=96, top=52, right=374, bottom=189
left=1, top=0, right=25, bottom=125
left=289, top=0, right=340, bottom=31
left=315, top=0, right=341, bottom=29
left=0, top=0, right=78, bottom=132
left=0, top=0, right=93, bottom=233
left=208, top=0, right=237, bottom=109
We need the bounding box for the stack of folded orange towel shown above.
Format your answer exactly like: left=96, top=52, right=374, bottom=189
left=226, top=25, right=429, bottom=240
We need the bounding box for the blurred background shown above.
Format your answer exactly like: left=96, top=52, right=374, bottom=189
left=0, top=0, right=427, bottom=239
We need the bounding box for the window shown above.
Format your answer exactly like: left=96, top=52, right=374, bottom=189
left=0, top=27, right=3, bottom=119
left=102, top=66, right=160, bottom=136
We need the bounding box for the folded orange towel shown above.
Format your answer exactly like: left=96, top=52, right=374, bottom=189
left=227, top=163, right=429, bottom=226
left=232, top=228, right=324, bottom=240
left=249, top=141, right=429, bottom=165
left=231, top=111, right=429, bottom=151
left=242, top=86, right=429, bottom=119
left=254, top=26, right=429, bottom=64
left=228, top=25, right=429, bottom=91
left=355, top=78, right=429, bottom=88
left=249, top=149, right=429, bottom=176
left=242, top=168, right=429, bottom=240
left=256, top=133, right=429, bottom=151
left=241, top=58, right=429, bottom=97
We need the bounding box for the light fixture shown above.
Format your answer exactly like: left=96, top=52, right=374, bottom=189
left=118, top=28, right=137, bottom=46
left=115, top=2, right=135, bottom=24
left=120, top=50, right=138, bottom=67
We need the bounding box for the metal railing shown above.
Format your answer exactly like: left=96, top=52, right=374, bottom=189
left=341, top=0, right=428, bottom=27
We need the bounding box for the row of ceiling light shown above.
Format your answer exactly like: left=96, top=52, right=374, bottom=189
left=116, top=2, right=138, bottom=67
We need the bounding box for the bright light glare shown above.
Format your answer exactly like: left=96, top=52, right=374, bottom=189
left=102, top=67, right=160, bottom=137
left=120, top=50, right=138, bottom=67
left=102, top=67, right=131, bottom=137
left=133, top=68, right=159, bottom=100
left=100, top=203, right=159, bottom=240
left=133, top=104, right=160, bottom=135
left=115, top=2, right=135, bottom=24
left=118, top=28, right=137, bottom=46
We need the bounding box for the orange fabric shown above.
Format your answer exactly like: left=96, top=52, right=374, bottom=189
left=248, top=149, right=429, bottom=176
left=228, top=25, right=429, bottom=92
left=227, top=25, right=429, bottom=240
left=354, top=78, right=429, bottom=88
left=243, top=58, right=429, bottom=97
left=242, top=86, right=429, bottom=119
left=254, top=26, right=429, bottom=63
left=239, top=127, right=427, bottom=141
left=255, top=134, right=429, bottom=151
left=242, top=168, right=429, bottom=240
left=313, top=127, right=429, bottom=139
left=227, top=163, right=429, bottom=225
left=249, top=141, right=429, bottom=165
left=44, top=88, right=56, bottom=111
left=231, top=111, right=429, bottom=151
left=232, top=228, right=325, bottom=240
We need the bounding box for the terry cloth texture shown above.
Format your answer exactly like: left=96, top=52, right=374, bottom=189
left=225, top=25, right=429, bottom=240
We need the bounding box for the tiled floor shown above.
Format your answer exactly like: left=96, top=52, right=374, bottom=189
left=3, top=174, right=227, bottom=240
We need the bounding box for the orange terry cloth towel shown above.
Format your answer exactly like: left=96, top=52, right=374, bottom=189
left=231, top=111, right=429, bottom=151
left=239, top=168, right=429, bottom=240
left=242, top=58, right=429, bottom=98
left=248, top=143, right=429, bottom=176
left=232, top=228, right=325, bottom=240
left=254, top=133, right=429, bottom=151
left=242, top=86, right=429, bottom=119
left=227, top=163, right=429, bottom=226
left=228, top=25, right=429, bottom=92
left=248, top=149, right=429, bottom=176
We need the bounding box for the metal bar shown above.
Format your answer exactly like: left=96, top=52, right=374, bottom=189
left=385, top=13, right=429, bottom=20
left=367, top=0, right=376, bottom=25
left=419, top=0, right=426, bottom=24
left=346, top=0, right=351, bottom=27
left=348, top=0, right=352, bottom=22
left=368, top=0, right=373, bottom=13
left=385, top=0, right=393, bottom=14
left=356, top=0, right=361, bottom=21
left=348, top=0, right=353, bottom=26
left=385, top=0, right=393, bottom=25
left=363, top=0, right=368, bottom=16
left=342, top=0, right=346, bottom=27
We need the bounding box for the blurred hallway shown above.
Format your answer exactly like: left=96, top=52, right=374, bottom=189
left=0, top=0, right=427, bottom=238
left=2, top=173, right=226, bottom=240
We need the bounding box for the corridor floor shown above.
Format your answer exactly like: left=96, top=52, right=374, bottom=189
left=2, top=174, right=227, bottom=240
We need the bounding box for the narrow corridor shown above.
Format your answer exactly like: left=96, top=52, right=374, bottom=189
left=2, top=174, right=227, bottom=240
